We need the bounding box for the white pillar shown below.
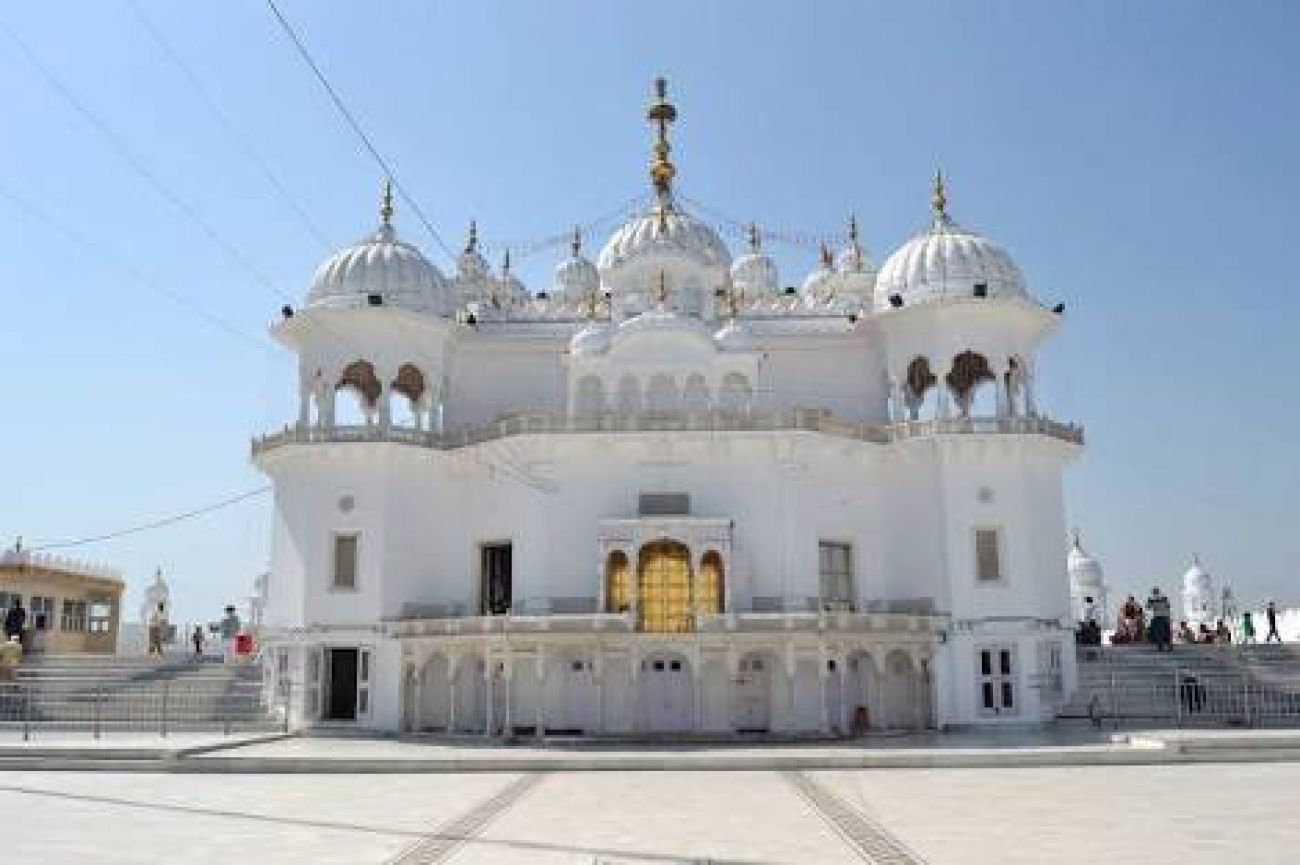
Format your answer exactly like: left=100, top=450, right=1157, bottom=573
left=448, top=659, right=458, bottom=733
left=594, top=649, right=605, bottom=733
left=411, top=667, right=423, bottom=733
left=297, top=378, right=311, bottom=429
left=502, top=654, right=513, bottom=736
left=378, top=380, right=393, bottom=434
left=534, top=650, right=547, bottom=738
left=483, top=655, right=494, bottom=738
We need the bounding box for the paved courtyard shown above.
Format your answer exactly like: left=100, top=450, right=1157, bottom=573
left=1, top=763, right=1296, bottom=863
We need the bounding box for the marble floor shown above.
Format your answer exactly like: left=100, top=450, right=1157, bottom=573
left=0, top=762, right=1295, bottom=863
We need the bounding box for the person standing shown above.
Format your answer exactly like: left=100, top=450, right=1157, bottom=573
left=191, top=624, right=206, bottom=659
left=219, top=605, right=241, bottom=663
left=1265, top=601, right=1282, bottom=643
left=147, top=601, right=167, bottom=656
left=1242, top=611, right=1257, bottom=644
left=4, top=597, right=26, bottom=648
left=1147, top=587, right=1172, bottom=652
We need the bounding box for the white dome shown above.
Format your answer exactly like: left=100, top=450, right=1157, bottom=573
left=800, top=246, right=839, bottom=300
left=1182, top=557, right=1213, bottom=594
left=555, top=232, right=600, bottom=300
left=307, top=223, right=449, bottom=315
left=835, top=221, right=877, bottom=304
left=876, top=216, right=1024, bottom=311
left=454, top=222, right=493, bottom=306
left=713, top=317, right=754, bottom=351
left=730, top=225, right=779, bottom=295
left=1068, top=538, right=1104, bottom=586
left=597, top=207, right=730, bottom=272
left=569, top=320, right=613, bottom=356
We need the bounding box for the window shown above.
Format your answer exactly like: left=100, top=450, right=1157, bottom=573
left=975, top=529, right=1003, bottom=583
left=88, top=601, right=113, bottom=634
left=480, top=543, right=513, bottom=615
left=818, top=541, right=854, bottom=610
left=30, top=596, right=55, bottom=631
left=61, top=600, right=88, bottom=632
left=333, top=533, right=359, bottom=590
left=977, top=646, right=1016, bottom=716
left=0, top=591, right=21, bottom=617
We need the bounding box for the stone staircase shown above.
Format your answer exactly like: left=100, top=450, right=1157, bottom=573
left=1060, top=644, right=1300, bottom=727
left=0, top=655, right=279, bottom=732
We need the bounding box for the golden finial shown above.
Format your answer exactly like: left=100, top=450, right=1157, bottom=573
left=571, top=225, right=582, bottom=257
left=465, top=220, right=478, bottom=254
left=747, top=222, right=762, bottom=253
left=646, top=76, right=678, bottom=208
left=380, top=178, right=394, bottom=226
left=932, top=169, right=949, bottom=222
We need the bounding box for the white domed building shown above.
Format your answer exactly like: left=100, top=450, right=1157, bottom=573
left=1067, top=533, right=1108, bottom=627
left=254, top=80, right=1084, bottom=736
left=1181, top=556, right=1218, bottom=631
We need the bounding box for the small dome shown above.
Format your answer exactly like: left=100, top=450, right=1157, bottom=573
left=713, top=316, right=754, bottom=351
left=1068, top=536, right=1104, bottom=585
left=308, top=224, right=450, bottom=315
left=570, top=320, right=613, bottom=356
left=454, top=221, right=494, bottom=305
left=597, top=206, right=731, bottom=273
left=875, top=174, right=1025, bottom=311
left=1182, top=556, right=1213, bottom=594
left=730, top=224, right=779, bottom=295
left=497, top=251, right=530, bottom=306
left=801, top=245, right=840, bottom=300
left=835, top=217, right=877, bottom=305
left=555, top=229, right=599, bottom=300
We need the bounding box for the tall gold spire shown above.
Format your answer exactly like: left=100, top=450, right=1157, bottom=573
left=380, top=178, right=394, bottom=226
left=931, top=169, right=949, bottom=223
left=465, top=220, right=478, bottom=254
left=646, top=77, right=678, bottom=213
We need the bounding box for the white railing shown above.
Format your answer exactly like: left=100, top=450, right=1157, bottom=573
left=393, top=612, right=635, bottom=638
left=253, top=410, right=1083, bottom=456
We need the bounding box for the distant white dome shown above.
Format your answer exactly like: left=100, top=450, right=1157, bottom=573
left=801, top=246, right=839, bottom=300
left=730, top=225, right=779, bottom=296
left=1182, top=557, right=1213, bottom=595
left=307, top=223, right=449, bottom=315
left=454, top=222, right=493, bottom=306
left=835, top=220, right=877, bottom=305
left=555, top=231, right=599, bottom=300
left=598, top=206, right=730, bottom=273
left=1068, top=538, right=1104, bottom=586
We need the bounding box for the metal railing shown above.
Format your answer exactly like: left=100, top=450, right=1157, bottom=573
left=0, top=678, right=285, bottom=740
left=252, top=410, right=1083, bottom=456
left=1079, top=669, right=1300, bottom=728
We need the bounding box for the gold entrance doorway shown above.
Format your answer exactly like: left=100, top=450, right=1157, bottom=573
left=637, top=541, right=693, bottom=632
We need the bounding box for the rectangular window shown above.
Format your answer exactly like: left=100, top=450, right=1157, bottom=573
left=30, top=596, right=55, bottom=631
left=818, top=541, right=854, bottom=610
left=975, top=529, right=1003, bottom=582
left=0, top=591, right=21, bottom=617
left=977, top=646, right=1017, bottom=716
left=638, top=492, right=690, bottom=516
left=88, top=601, right=113, bottom=634
left=61, top=600, right=88, bottom=633
left=480, top=542, right=513, bottom=615
left=333, top=534, right=359, bottom=590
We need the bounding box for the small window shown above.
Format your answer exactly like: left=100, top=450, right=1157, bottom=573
left=571, top=660, right=585, bottom=672
left=61, top=600, right=88, bottom=633
left=480, top=542, right=513, bottom=615
left=653, top=660, right=665, bottom=671
left=88, top=601, right=113, bottom=634
left=669, top=660, right=681, bottom=672
left=818, top=541, right=854, bottom=610
left=975, top=529, right=1002, bottom=582
left=333, top=534, right=359, bottom=590
left=977, top=646, right=1016, bottom=716
left=30, top=596, right=55, bottom=631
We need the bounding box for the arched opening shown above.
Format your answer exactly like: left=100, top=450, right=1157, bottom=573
left=638, top=651, right=693, bottom=732
left=336, top=360, right=381, bottom=426
left=452, top=656, right=486, bottom=733
left=391, top=363, right=426, bottom=429
left=719, top=372, right=752, bottom=415
left=683, top=373, right=710, bottom=413
left=843, top=651, right=878, bottom=734
left=545, top=653, right=597, bottom=734
left=575, top=375, right=605, bottom=418
left=904, top=357, right=937, bottom=421
left=946, top=351, right=995, bottom=418
left=731, top=650, right=774, bottom=733
left=697, top=551, right=725, bottom=618
left=637, top=540, right=693, bottom=633
left=616, top=374, right=642, bottom=415
left=882, top=649, right=918, bottom=730
left=645, top=373, right=678, bottom=414
left=605, top=550, right=631, bottom=614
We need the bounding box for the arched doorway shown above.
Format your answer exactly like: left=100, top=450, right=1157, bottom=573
left=637, top=541, right=693, bottom=633
left=418, top=654, right=450, bottom=732
left=697, top=551, right=725, bottom=618
left=605, top=550, right=631, bottom=614
left=546, top=653, right=597, bottom=734
left=452, top=656, right=486, bottom=733
left=843, top=651, right=877, bottom=735
left=639, top=651, right=693, bottom=732
left=732, top=651, right=773, bottom=733
left=882, top=649, right=917, bottom=730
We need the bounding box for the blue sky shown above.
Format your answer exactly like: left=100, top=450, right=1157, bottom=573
left=1, top=1, right=1296, bottom=624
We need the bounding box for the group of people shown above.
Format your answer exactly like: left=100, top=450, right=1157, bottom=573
left=1079, top=593, right=1285, bottom=649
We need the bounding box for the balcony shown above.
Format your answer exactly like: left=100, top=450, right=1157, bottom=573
left=252, top=410, right=1083, bottom=457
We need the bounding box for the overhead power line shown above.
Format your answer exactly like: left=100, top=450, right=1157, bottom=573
left=29, top=486, right=272, bottom=552
left=126, top=0, right=334, bottom=253
left=263, top=0, right=457, bottom=262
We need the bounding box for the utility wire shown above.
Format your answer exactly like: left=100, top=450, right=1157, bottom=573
left=263, top=0, right=456, bottom=262
left=0, top=179, right=268, bottom=353
left=29, top=486, right=272, bottom=552
left=125, top=0, right=334, bottom=253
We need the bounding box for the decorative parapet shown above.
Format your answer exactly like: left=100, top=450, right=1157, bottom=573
left=0, top=548, right=123, bottom=583
left=253, top=411, right=1083, bottom=457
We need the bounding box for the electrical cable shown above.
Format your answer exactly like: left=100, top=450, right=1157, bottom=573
left=28, top=486, right=272, bottom=552
left=263, top=0, right=456, bottom=262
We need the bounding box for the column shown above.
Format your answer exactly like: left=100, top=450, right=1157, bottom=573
left=630, top=651, right=642, bottom=733
left=297, top=377, right=311, bottom=429
left=321, top=387, right=336, bottom=431
left=378, top=380, right=393, bottom=434
left=483, top=654, right=494, bottom=738
left=784, top=646, right=797, bottom=732
left=534, top=650, right=547, bottom=739
left=447, top=656, right=458, bottom=733
left=595, top=548, right=608, bottom=614
left=692, top=648, right=703, bottom=732
left=818, top=644, right=830, bottom=735
left=594, top=648, right=605, bottom=733
left=726, top=649, right=738, bottom=733
left=411, top=665, right=423, bottom=733
left=502, top=652, right=513, bottom=736
left=1024, top=359, right=1038, bottom=418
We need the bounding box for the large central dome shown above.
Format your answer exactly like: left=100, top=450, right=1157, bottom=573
left=597, top=206, right=731, bottom=272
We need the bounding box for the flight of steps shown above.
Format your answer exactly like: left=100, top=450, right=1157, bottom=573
left=1, top=654, right=279, bottom=732
left=1060, top=644, right=1300, bottom=728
